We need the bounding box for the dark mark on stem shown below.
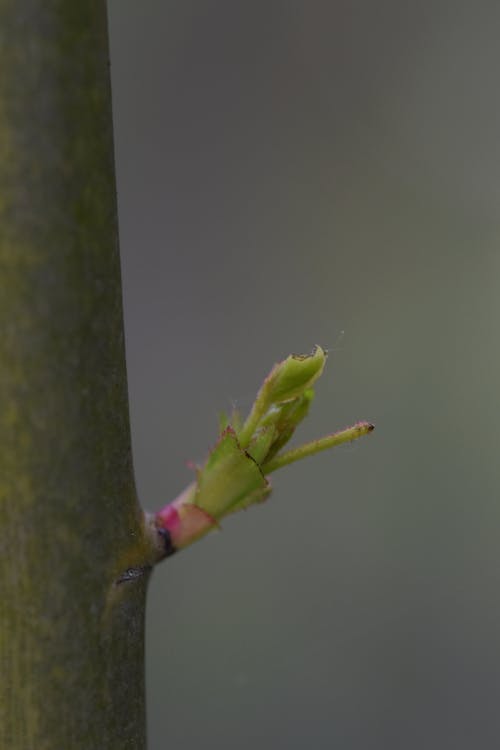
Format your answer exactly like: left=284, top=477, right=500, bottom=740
left=158, top=527, right=177, bottom=559
left=114, top=565, right=152, bottom=586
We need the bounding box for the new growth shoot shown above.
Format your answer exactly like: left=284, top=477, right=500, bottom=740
left=151, top=346, right=374, bottom=558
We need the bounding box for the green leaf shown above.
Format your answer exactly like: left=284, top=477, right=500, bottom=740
left=195, top=428, right=268, bottom=519
left=238, top=345, right=326, bottom=447
left=152, top=346, right=374, bottom=556
left=246, top=426, right=277, bottom=464
left=261, top=345, right=326, bottom=405
left=260, top=389, right=315, bottom=461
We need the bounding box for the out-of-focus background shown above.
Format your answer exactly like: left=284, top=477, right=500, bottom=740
left=108, top=2, right=500, bottom=748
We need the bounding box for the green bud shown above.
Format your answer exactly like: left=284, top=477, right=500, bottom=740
left=194, top=428, right=268, bottom=519
left=238, top=346, right=326, bottom=448
left=261, top=389, right=315, bottom=461
left=246, top=425, right=278, bottom=464
left=260, top=345, right=326, bottom=407
left=152, top=346, right=374, bottom=557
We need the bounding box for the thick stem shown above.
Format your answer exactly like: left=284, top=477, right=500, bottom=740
left=0, top=2, right=149, bottom=748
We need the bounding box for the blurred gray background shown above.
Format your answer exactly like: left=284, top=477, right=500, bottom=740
left=108, top=2, right=500, bottom=748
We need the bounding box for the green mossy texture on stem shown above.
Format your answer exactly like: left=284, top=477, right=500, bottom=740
left=0, top=2, right=148, bottom=748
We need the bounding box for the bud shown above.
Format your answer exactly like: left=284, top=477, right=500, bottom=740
left=151, top=345, right=373, bottom=558
left=194, top=428, right=268, bottom=518
left=260, top=389, right=314, bottom=461
left=261, top=345, right=326, bottom=406
left=238, top=346, right=326, bottom=447
left=247, top=426, right=277, bottom=464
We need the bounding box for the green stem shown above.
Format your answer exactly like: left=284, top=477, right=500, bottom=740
left=262, top=421, right=374, bottom=474
left=0, top=3, right=149, bottom=748
left=238, top=393, right=268, bottom=448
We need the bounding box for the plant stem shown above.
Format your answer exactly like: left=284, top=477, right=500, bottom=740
left=0, top=2, right=149, bottom=748
left=262, top=422, right=374, bottom=474
left=238, top=393, right=268, bottom=448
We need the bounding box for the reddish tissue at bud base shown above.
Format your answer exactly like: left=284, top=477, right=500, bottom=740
left=155, top=500, right=218, bottom=549
left=156, top=504, right=181, bottom=536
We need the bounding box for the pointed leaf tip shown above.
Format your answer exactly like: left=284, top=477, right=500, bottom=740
left=264, top=345, right=327, bottom=405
